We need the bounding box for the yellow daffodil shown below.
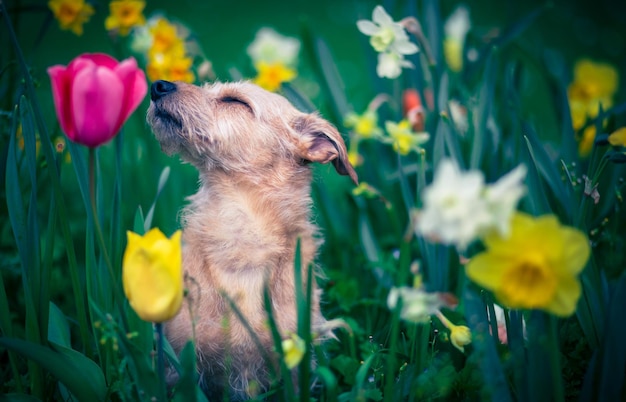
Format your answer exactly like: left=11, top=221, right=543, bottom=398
left=466, top=212, right=590, bottom=317
left=281, top=334, right=306, bottom=369
left=608, top=127, right=626, bottom=147
left=344, top=110, right=383, bottom=139
left=48, top=0, right=94, bottom=36
left=572, top=59, right=618, bottom=100
left=435, top=310, right=471, bottom=352
left=384, top=120, right=429, bottom=155
left=348, top=147, right=363, bottom=167
left=123, top=229, right=183, bottom=323
left=149, top=18, right=182, bottom=54
left=567, top=59, right=619, bottom=157
left=105, top=0, right=146, bottom=37
left=147, top=51, right=195, bottom=83
left=252, top=62, right=296, bottom=92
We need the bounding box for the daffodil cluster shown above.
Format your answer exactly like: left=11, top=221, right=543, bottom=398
left=247, top=28, right=300, bottom=92
left=568, top=59, right=619, bottom=157
left=128, top=14, right=210, bottom=83
left=357, top=6, right=419, bottom=79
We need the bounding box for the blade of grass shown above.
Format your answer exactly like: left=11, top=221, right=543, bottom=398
left=522, top=122, right=573, bottom=219
left=470, top=49, right=496, bottom=170
left=263, top=284, right=296, bottom=401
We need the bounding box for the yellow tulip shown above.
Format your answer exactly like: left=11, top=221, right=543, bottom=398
left=123, top=229, right=183, bottom=322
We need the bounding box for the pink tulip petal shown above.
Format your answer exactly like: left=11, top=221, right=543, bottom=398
left=79, top=53, right=120, bottom=70
left=114, top=57, right=148, bottom=130
left=71, top=65, right=124, bottom=147
left=47, top=65, right=75, bottom=140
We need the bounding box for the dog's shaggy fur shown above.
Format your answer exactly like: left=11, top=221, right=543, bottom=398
left=147, top=80, right=357, bottom=400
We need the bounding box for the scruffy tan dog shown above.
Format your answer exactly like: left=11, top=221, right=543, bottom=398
left=147, top=79, right=357, bottom=400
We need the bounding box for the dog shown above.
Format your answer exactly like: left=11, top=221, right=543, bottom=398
left=147, top=79, right=357, bottom=400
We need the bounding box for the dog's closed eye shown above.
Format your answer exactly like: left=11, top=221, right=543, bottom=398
left=220, top=96, right=253, bottom=113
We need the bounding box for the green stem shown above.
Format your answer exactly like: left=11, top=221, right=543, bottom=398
left=88, top=149, right=130, bottom=332
left=548, top=315, right=565, bottom=402
left=155, top=323, right=167, bottom=401
left=88, top=148, right=115, bottom=281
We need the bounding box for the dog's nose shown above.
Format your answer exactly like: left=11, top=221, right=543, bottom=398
left=151, top=80, right=177, bottom=101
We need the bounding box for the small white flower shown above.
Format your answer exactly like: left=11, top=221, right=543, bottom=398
left=377, top=52, right=414, bottom=79
left=483, top=164, right=527, bottom=237
left=387, top=286, right=443, bottom=324
left=247, top=27, right=300, bottom=66
left=416, top=159, right=491, bottom=250
left=357, top=6, right=419, bottom=55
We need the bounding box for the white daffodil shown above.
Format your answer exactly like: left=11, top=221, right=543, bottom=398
left=444, top=5, right=471, bottom=40
left=357, top=5, right=419, bottom=55
left=416, top=159, right=491, bottom=251
left=387, top=286, right=444, bottom=324
left=482, top=164, right=527, bottom=237
left=129, top=24, right=153, bottom=55
left=416, top=159, right=527, bottom=250
left=247, top=27, right=300, bottom=66
left=377, top=51, right=414, bottom=79
left=443, top=5, right=471, bottom=72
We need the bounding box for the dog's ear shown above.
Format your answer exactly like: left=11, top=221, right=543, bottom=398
left=292, top=114, right=358, bottom=185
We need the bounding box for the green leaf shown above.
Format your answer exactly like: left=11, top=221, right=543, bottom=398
left=470, top=49, right=496, bottom=170
left=47, top=302, right=70, bottom=348
left=580, top=273, right=626, bottom=401
left=463, top=286, right=513, bottom=402
left=0, top=394, right=43, bottom=402
left=144, top=166, right=170, bottom=232
left=0, top=337, right=107, bottom=402
left=133, top=206, right=146, bottom=235
left=172, top=341, right=208, bottom=402
left=522, top=124, right=573, bottom=219
left=522, top=135, right=552, bottom=215
left=282, top=82, right=316, bottom=113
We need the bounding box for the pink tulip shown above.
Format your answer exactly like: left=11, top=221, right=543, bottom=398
left=48, top=53, right=147, bottom=148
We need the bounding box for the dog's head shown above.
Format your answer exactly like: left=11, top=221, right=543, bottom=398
left=147, top=80, right=357, bottom=184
